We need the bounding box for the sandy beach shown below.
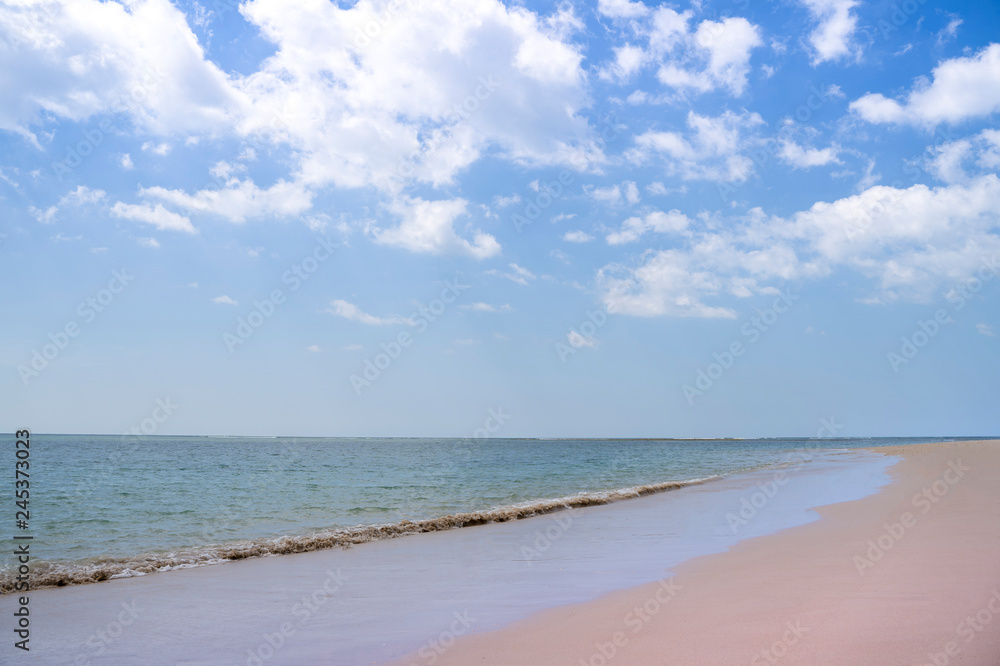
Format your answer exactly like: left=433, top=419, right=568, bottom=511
left=410, top=440, right=1000, bottom=665
left=8, top=440, right=998, bottom=665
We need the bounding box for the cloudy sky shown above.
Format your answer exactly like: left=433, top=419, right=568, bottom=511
left=2, top=0, right=998, bottom=437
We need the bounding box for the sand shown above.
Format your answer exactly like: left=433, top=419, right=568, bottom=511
left=12, top=448, right=893, bottom=664
left=407, top=440, right=1000, bottom=666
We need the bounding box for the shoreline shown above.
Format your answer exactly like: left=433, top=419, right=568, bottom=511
left=7, top=446, right=895, bottom=664
left=406, top=439, right=1000, bottom=665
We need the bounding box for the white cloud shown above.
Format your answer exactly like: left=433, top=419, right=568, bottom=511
left=59, top=185, right=107, bottom=207
left=237, top=0, right=596, bottom=195
left=141, top=141, right=171, bottom=156
left=306, top=345, right=322, bottom=352
left=586, top=181, right=640, bottom=206
left=599, top=175, right=1000, bottom=317
left=926, top=130, right=1000, bottom=184
left=628, top=110, right=763, bottom=182
left=976, top=323, right=995, bottom=337
left=656, top=16, right=762, bottom=96
left=778, top=140, right=842, bottom=168
left=567, top=330, right=596, bottom=348
left=563, top=230, right=594, bottom=243
left=212, top=295, right=238, bottom=306
left=937, top=17, right=962, bottom=46
left=136, top=237, right=160, bottom=248
left=120, top=153, right=134, bottom=170
left=110, top=202, right=196, bottom=234
left=597, top=0, right=650, bottom=19
left=588, top=184, right=624, bottom=205
left=798, top=0, right=859, bottom=65
left=140, top=178, right=312, bottom=223
left=599, top=250, right=738, bottom=318
left=851, top=44, right=1000, bottom=126
left=90, top=247, right=109, bottom=254
left=597, top=8, right=762, bottom=97
left=606, top=209, right=690, bottom=245
left=498, top=263, right=536, bottom=286
left=0, top=0, right=241, bottom=144
left=600, top=43, right=647, bottom=82
left=328, top=300, right=415, bottom=326
left=494, top=194, right=522, bottom=207
left=30, top=205, right=57, bottom=224
left=460, top=302, right=512, bottom=312
left=624, top=180, right=640, bottom=204
left=371, top=197, right=500, bottom=259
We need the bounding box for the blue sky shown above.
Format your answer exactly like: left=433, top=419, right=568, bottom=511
left=1, top=0, right=998, bottom=437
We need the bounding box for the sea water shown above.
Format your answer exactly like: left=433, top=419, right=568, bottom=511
left=0, top=434, right=976, bottom=592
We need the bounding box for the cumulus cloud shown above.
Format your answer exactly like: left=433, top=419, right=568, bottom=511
left=237, top=0, right=597, bottom=194
left=851, top=44, right=1000, bottom=126
left=212, top=295, right=238, bottom=306
left=798, top=0, right=859, bottom=65
left=778, top=140, right=842, bottom=168
left=599, top=175, right=1000, bottom=317
left=140, top=178, right=312, bottom=223
left=925, top=130, right=1000, bottom=184
left=371, top=197, right=500, bottom=259
left=606, top=209, right=690, bottom=245
left=563, top=230, right=594, bottom=243
left=628, top=110, right=764, bottom=182
left=597, top=7, right=762, bottom=96
left=0, top=0, right=241, bottom=143
left=597, top=0, right=651, bottom=19
left=110, top=202, right=196, bottom=233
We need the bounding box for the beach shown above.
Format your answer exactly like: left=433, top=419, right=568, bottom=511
left=6, top=439, right=998, bottom=664
left=412, top=439, right=1000, bottom=665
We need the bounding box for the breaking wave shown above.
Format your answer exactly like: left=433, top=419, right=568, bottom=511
left=0, top=475, right=720, bottom=594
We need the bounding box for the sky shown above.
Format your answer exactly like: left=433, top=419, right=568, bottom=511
left=1, top=0, right=999, bottom=438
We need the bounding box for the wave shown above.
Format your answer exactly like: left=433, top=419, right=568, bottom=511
left=0, top=474, right=721, bottom=594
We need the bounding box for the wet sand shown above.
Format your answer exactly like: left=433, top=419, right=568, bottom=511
left=412, top=440, right=1000, bottom=665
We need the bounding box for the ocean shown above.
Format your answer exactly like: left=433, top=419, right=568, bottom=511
left=0, top=434, right=976, bottom=594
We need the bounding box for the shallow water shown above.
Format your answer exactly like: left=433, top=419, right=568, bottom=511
left=0, top=434, right=971, bottom=591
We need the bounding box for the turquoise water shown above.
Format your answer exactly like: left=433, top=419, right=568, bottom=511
left=0, top=434, right=978, bottom=591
